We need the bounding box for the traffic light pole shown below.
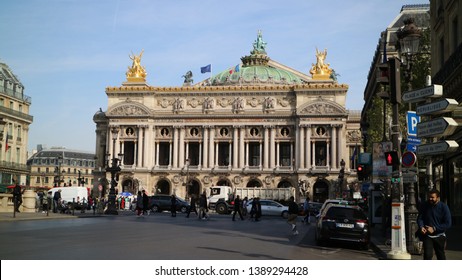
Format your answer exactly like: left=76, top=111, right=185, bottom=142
left=386, top=57, right=411, bottom=260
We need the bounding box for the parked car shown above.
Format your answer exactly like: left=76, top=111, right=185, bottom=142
left=149, top=195, right=190, bottom=213
left=316, top=199, right=352, bottom=219
left=315, top=204, right=370, bottom=249
left=246, top=199, right=289, bottom=218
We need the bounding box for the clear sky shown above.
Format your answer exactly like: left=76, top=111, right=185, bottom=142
left=0, top=0, right=428, bottom=153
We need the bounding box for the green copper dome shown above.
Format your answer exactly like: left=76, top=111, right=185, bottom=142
left=210, top=31, right=304, bottom=86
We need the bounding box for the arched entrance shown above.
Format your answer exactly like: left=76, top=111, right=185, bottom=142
left=246, top=179, right=262, bottom=188
left=155, top=179, right=170, bottom=195
left=122, top=178, right=136, bottom=195
left=277, top=180, right=294, bottom=188
left=216, top=178, right=232, bottom=186
left=313, top=179, right=329, bottom=203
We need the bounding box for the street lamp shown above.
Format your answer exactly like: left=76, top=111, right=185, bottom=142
left=105, top=128, right=123, bottom=215
left=184, top=158, right=191, bottom=200
left=397, top=17, right=422, bottom=255
left=54, top=156, right=65, bottom=187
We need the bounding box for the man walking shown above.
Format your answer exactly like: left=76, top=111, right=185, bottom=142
left=287, top=196, right=299, bottom=235
left=417, top=189, right=452, bottom=260
left=53, top=189, right=61, bottom=213
left=186, top=194, right=198, bottom=218
left=12, top=184, right=22, bottom=213
left=232, top=195, right=244, bottom=221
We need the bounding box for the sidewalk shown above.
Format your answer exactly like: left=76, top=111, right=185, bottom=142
left=2, top=211, right=461, bottom=260
left=370, top=223, right=462, bottom=260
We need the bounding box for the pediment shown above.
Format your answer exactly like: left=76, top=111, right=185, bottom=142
left=107, top=99, right=151, bottom=117
left=298, top=100, right=347, bottom=116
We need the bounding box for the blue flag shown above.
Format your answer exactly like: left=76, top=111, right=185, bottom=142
left=234, top=64, right=240, bottom=72
left=201, top=64, right=211, bottom=73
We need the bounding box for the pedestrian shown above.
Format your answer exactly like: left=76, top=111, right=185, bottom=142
left=242, top=196, right=248, bottom=216
left=232, top=195, right=244, bottom=221
left=303, top=196, right=310, bottom=224
left=42, top=192, right=49, bottom=213
left=12, top=184, right=22, bottom=213
left=142, top=190, right=149, bottom=215
left=186, top=194, right=198, bottom=218
left=170, top=194, right=177, bottom=217
left=287, top=196, right=299, bottom=235
left=53, top=189, right=61, bottom=213
left=249, top=197, right=256, bottom=220
left=198, top=192, right=209, bottom=220
left=416, top=189, right=452, bottom=260
left=254, top=197, right=262, bottom=222
left=135, top=191, right=143, bottom=216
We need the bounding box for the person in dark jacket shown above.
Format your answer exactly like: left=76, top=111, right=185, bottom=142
left=232, top=195, right=244, bottom=221
left=254, top=197, right=262, bottom=222
left=198, top=192, right=209, bottom=220
left=417, top=189, right=452, bottom=260
left=186, top=194, right=198, bottom=218
left=12, top=184, right=22, bottom=213
left=170, top=195, right=177, bottom=217
left=142, top=190, right=149, bottom=216
left=287, top=196, right=299, bottom=235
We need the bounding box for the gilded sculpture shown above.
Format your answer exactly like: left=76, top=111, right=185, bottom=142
left=310, top=48, right=333, bottom=80
left=126, top=50, right=147, bottom=82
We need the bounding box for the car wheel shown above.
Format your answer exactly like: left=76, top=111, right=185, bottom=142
left=152, top=205, right=160, bottom=212
left=180, top=206, right=187, bottom=213
left=281, top=210, right=289, bottom=219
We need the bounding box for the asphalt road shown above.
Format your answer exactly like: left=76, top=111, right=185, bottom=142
left=0, top=212, right=381, bottom=260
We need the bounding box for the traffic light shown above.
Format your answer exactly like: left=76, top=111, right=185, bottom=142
left=388, top=57, right=402, bottom=104
left=376, top=62, right=389, bottom=84
left=357, top=165, right=365, bottom=181
left=384, top=151, right=400, bottom=170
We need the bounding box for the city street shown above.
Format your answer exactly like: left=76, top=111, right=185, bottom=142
left=0, top=212, right=380, bottom=260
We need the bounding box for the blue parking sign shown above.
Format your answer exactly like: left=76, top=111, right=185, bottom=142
left=407, top=111, right=420, bottom=137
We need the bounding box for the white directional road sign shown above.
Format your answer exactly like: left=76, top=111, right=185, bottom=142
left=417, top=140, right=459, bottom=155
left=417, top=117, right=459, bottom=138
left=402, top=84, right=443, bottom=103
left=416, top=98, right=459, bottom=116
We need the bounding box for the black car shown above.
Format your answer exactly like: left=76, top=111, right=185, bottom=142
left=315, top=204, right=370, bottom=249
left=149, top=195, right=190, bottom=213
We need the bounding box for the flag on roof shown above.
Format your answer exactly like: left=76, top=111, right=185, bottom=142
left=229, top=64, right=240, bottom=74
left=201, top=64, right=211, bottom=73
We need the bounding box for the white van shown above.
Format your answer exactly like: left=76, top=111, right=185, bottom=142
left=49, top=186, right=88, bottom=203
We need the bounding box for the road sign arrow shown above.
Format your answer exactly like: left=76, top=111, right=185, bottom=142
left=416, top=98, right=459, bottom=116
left=417, top=117, right=459, bottom=138
left=402, top=84, right=443, bottom=103
left=417, top=140, right=459, bottom=155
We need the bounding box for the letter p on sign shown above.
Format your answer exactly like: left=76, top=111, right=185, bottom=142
left=407, top=111, right=420, bottom=137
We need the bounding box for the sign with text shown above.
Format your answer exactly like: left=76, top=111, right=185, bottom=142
left=402, top=84, right=443, bottom=103
left=417, top=140, right=459, bottom=155
left=417, top=117, right=458, bottom=138
left=416, top=98, right=459, bottom=116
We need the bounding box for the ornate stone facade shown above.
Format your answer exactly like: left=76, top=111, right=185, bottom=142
left=95, top=33, right=362, bottom=203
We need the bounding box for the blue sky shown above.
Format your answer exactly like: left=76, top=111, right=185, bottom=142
left=0, top=0, right=428, bottom=153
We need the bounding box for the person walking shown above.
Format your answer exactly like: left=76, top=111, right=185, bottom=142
left=416, top=189, right=452, bottom=260
left=53, top=189, right=61, bottom=213
left=232, top=195, right=244, bottom=221
left=287, top=196, right=299, bottom=235
left=198, top=192, right=209, bottom=220
left=12, top=184, right=22, bottom=213
left=186, top=194, right=198, bottom=218
left=142, top=190, right=149, bottom=215
left=135, top=191, right=143, bottom=216
left=303, top=196, right=311, bottom=224
left=242, top=196, right=248, bottom=217
left=170, top=194, right=177, bottom=217
left=254, top=197, right=262, bottom=222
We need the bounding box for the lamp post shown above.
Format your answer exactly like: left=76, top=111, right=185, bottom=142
left=184, top=158, right=190, bottom=200
left=397, top=17, right=422, bottom=255
left=54, top=156, right=64, bottom=187
left=105, top=128, right=123, bottom=215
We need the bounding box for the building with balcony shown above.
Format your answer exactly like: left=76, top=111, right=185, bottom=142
left=27, top=146, right=96, bottom=190
left=94, top=32, right=362, bottom=203
left=430, top=0, right=462, bottom=224
left=0, top=60, right=33, bottom=192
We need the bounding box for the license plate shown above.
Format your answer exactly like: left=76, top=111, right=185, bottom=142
left=336, top=223, right=354, bottom=228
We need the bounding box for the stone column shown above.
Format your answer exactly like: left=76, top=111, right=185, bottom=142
left=299, top=125, right=305, bottom=169
left=203, top=127, right=209, bottom=168
left=306, top=125, right=311, bottom=169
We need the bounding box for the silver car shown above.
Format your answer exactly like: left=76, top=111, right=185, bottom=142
left=246, top=199, right=289, bottom=218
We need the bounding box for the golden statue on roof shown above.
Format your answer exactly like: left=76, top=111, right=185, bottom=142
left=310, top=47, right=333, bottom=80
left=126, top=50, right=147, bottom=82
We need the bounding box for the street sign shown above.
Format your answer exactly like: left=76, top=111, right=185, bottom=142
left=407, top=136, right=421, bottom=153
left=402, top=84, right=443, bottom=103
left=406, top=111, right=420, bottom=137
left=417, top=117, right=459, bottom=138
left=417, top=140, right=459, bottom=155
left=402, top=151, right=417, bottom=167
left=416, top=98, right=459, bottom=116
left=402, top=172, right=418, bottom=183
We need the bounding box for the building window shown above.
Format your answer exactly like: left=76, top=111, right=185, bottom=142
left=250, top=127, right=259, bottom=137
left=124, top=141, right=135, bottom=165
left=315, top=142, right=327, bottom=166
left=187, top=142, right=200, bottom=165
left=158, top=142, right=170, bottom=166
left=218, top=142, right=230, bottom=166
left=160, top=128, right=169, bottom=137
left=279, top=142, right=291, bottom=166
left=248, top=142, right=260, bottom=166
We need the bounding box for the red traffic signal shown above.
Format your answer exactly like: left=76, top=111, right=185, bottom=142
left=357, top=165, right=363, bottom=172
left=384, top=151, right=400, bottom=166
